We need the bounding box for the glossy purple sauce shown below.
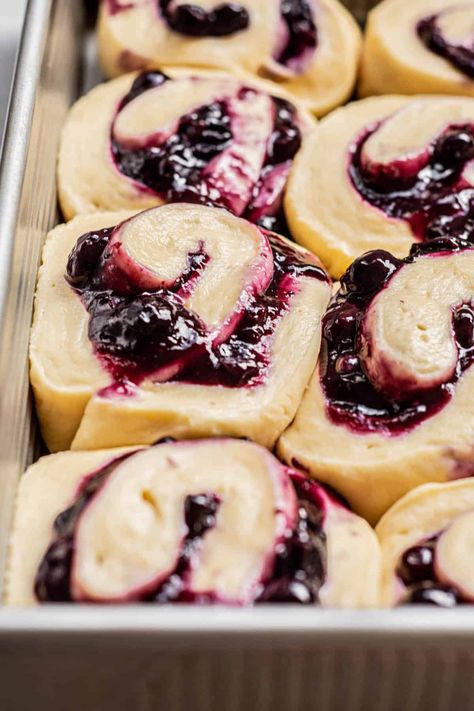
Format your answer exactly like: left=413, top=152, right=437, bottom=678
left=397, top=535, right=462, bottom=608
left=34, top=451, right=328, bottom=605
left=417, top=13, right=474, bottom=79
left=349, top=123, right=474, bottom=242
left=110, top=71, right=302, bottom=234
left=158, top=1, right=249, bottom=36
left=321, top=238, right=474, bottom=434
left=66, top=226, right=327, bottom=390
left=276, top=0, right=317, bottom=70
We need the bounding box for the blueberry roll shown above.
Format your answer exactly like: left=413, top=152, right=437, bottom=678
left=360, top=0, right=474, bottom=98
left=279, top=237, right=474, bottom=524
left=377, top=480, right=474, bottom=607
left=6, top=439, right=380, bottom=606
left=30, top=204, right=331, bottom=452
left=286, top=95, right=474, bottom=277
left=58, top=68, right=314, bottom=231
left=97, top=0, right=361, bottom=116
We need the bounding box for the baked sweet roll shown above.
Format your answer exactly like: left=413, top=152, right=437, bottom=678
left=376, top=480, right=474, bottom=607
left=58, top=68, right=315, bottom=232
left=286, top=95, right=474, bottom=277
left=97, top=0, right=361, bottom=116
left=360, top=0, right=474, bottom=98
left=30, top=203, right=331, bottom=452
left=278, top=236, right=474, bottom=524
left=5, top=439, right=380, bottom=606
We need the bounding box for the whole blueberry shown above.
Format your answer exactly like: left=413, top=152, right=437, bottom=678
left=211, top=3, right=249, bottom=35
left=397, top=543, right=435, bottom=585
left=168, top=4, right=210, bottom=36
left=404, top=582, right=459, bottom=607
left=454, top=305, right=474, bottom=350
left=341, top=250, right=401, bottom=296
left=433, top=130, right=474, bottom=168
left=66, top=228, right=112, bottom=287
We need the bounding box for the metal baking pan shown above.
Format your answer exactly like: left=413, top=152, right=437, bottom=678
left=1, top=2, right=474, bottom=709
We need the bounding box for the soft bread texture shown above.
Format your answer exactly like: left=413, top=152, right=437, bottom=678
left=57, top=68, right=316, bottom=221
left=285, top=95, right=474, bottom=277
left=30, top=207, right=331, bottom=452
left=278, top=248, right=474, bottom=525
left=6, top=442, right=380, bottom=607
left=376, top=480, right=474, bottom=606
left=359, top=0, right=474, bottom=98
left=98, top=0, right=361, bottom=116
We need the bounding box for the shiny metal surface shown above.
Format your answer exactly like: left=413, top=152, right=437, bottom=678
left=0, top=1, right=473, bottom=709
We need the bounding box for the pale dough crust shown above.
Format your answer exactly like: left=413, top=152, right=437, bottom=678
left=359, top=0, right=474, bottom=98
left=278, top=354, right=474, bottom=527
left=5, top=447, right=137, bottom=606
left=5, top=443, right=380, bottom=607
left=97, top=0, right=361, bottom=116
left=30, top=209, right=331, bottom=452
left=376, top=480, right=474, bottom=606
left=58, top=68, right=316, bottom=221
left=285, top=95, right=474, bottom=278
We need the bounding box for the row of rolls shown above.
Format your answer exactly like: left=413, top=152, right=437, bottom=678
left=7, top=0, right=474, bottom=608
left=98, top=0, right=474, bottom=115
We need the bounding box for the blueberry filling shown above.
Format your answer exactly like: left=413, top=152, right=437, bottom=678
left=397, top=537, right=461, bottom=608
left=66, top=228, right=327, bottom=388
left=111, top=71, right=302, bottom=231
left=349, top=124, right=474, bottom=243
left=417, top=14, right=474, bottom=79
left=158, top=1, right=249, bottom=37
left=35, top=453, right=221, bottom=603
left=35, top=452, right=135, bottom=602
left=321, top=238, right=474, bottom=434
left=35, top=461, right=327, bottom=605
left=276, top=0, right=317, bottom=69
left=257, top=476, right=327, bottom=604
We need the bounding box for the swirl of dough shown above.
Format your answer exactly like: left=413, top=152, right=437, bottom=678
left=278, top=237, right=474, bottom=524
left=360, top=0, right=474, bottom=98
left=30, top=204, right=331, bottom=452
left=58, top=68, right=315, bottom=233
left=376, top=480, right=474, bottom=607
left=5, top=440, right=380, bottom=606
left=286, top=95, right=474, bottom=277
left=97, top=0, right=361, bottom=116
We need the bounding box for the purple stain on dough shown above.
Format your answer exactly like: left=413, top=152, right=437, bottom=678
left=417, top=13, right=474, bottom=79
left=275, top=0, right=318, bottom=72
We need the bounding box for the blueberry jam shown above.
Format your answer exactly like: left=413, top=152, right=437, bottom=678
left=397, top=537, right=461, bottom=608
left=159, top=1, right=249, bottom=37
left=66, top=226, right=327, bottom=389
left=321, top=238, right=474, bottom=434
left=110, top=71, right=302, bottom=230
left=257, top=475, right=327, bottom=604
left=35, top=452, right=135, bottom=602
left=276, top=0, right=317, bottom=69
left=35, top=458, right=327, bottom=605
left=34, top=449, right=221, bottom=603
left=349, top=123, right=474, bottom=243
left=417, top=14, right=474, bottom=79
